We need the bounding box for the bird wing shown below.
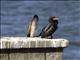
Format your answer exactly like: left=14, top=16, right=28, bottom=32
left=43, top=24, right=51, bottom=32
left=43, top=24, right=57, bottom=36
left=38, top=24, right=50, bottom=36
left=40, top=24, right=51, bottom=36
left=27, top=22, right=31, bottom=37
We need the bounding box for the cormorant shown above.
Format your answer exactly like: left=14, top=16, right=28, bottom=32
left=27, top=15, right=39, bottom=37
left=38, top=16, right=58, bottom=39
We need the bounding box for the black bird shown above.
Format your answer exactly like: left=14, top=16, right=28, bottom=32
left=38, top=16, right=58, bottom=39
left=27, top=15, right=39, bottom=37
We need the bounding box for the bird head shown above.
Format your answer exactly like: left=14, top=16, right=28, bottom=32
left=33, top=14, right=39, bottom=21
left=49, top=16, right=58, bottom=24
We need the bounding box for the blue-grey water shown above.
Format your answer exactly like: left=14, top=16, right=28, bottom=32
left=1, top=1, right=80, bottom=60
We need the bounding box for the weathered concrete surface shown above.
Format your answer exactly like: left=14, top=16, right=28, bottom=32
left=0, top=37, right=69, bottom=60
left=0, top=37, right=69, bottom=48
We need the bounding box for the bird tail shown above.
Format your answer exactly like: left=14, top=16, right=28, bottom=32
left=36, top=32, right=41, bottom=37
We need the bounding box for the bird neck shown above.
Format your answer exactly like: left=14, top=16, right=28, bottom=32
left=51, top=21, right=58, bottom=25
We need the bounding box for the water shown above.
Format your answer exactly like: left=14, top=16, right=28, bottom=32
left=1, top=1, right=80, bottom=60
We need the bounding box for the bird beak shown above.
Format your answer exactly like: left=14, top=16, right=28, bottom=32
left=53, top=18, right=59, bottom=20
